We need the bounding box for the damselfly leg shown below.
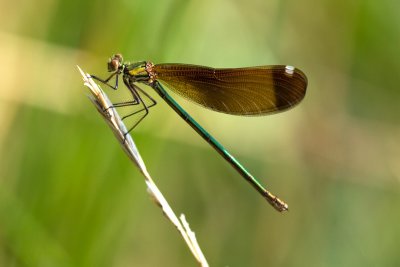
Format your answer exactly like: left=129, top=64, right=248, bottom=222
left=91, top=73, right=157, bottom=137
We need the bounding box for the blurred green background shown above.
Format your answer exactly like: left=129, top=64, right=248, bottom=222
left=0, top=0, right=399, bottom=266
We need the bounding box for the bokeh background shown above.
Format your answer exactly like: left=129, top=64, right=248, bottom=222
left=1, top=0, right=399, bottom=266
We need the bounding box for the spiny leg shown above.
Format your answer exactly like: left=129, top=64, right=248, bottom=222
left=122, top=83, right=156, bottom=139
left=91, top=72, right=120, bottom=90
left=108, top=86, right=156, bottom=109
left=90, top=73, right=139, bottom=112
left=90, top=73, right=156, bottom=142
left=121, top=85, right=157, bottom=120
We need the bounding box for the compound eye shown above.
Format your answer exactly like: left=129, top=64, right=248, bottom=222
left=107, top=54, right=123, bottom=72
left=108, top=59, right=117, bottom=71
left=114, top=54, right=123, bottom=62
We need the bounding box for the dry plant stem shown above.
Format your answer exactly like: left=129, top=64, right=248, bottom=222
left=77, top=66, right=209, bottom=267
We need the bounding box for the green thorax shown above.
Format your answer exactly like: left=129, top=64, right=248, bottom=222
left=124, top=61, right=155, bottom=83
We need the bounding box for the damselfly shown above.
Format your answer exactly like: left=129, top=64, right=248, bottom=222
left=91, top=54, right=307, bottom=212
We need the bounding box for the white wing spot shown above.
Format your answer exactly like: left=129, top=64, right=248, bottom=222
left=285, top=65, right=295, bottom=75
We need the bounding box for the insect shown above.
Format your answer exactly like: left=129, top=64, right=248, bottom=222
left=91, top=54, right=307, bottom=211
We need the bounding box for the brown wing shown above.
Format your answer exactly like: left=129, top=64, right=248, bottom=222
left=153, top=64, right=307, bottom=116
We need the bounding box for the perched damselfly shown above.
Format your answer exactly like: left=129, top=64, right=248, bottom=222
left=91, top=54, right=307, bottom=212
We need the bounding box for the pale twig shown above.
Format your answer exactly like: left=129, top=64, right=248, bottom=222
left=77, top=66, right=209, bottom=267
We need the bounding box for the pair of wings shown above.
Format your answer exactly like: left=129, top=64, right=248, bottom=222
left=152, top=64, right=307, bottom=116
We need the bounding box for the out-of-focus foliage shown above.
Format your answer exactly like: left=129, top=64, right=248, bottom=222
left=0, top=0, right=399, bottom=266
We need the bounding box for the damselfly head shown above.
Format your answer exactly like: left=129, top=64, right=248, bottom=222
left=107, top=54, right=124, bottom=72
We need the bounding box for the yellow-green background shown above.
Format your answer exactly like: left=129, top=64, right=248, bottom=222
left=0, top=0, right=399, bottom=266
